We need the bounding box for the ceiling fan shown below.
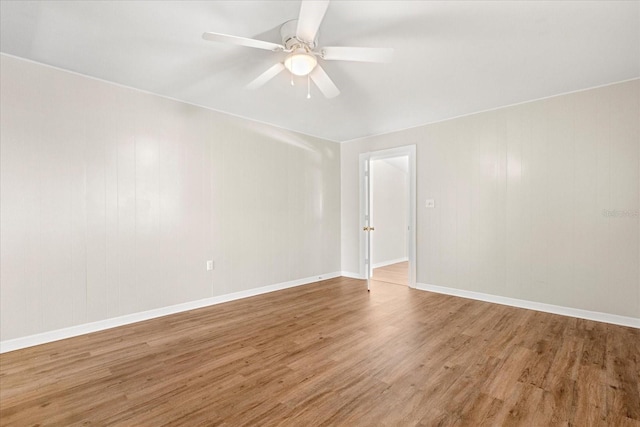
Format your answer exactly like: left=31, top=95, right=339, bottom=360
left=202, top=0, right=393, bottom=98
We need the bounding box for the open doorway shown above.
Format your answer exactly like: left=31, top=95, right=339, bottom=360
left=370, top=156, right=409, bottom=286
left=359, top=145, right=416, bottom=290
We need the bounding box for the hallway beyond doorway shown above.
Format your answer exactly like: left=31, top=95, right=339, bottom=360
left=371, top=261, right=408, bottom=286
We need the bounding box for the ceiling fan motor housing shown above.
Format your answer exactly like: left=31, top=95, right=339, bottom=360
left=280, top=19, right=317, bottom=50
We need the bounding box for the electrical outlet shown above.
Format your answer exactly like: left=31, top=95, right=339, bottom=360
left=206, top=260, right=214, bottom=271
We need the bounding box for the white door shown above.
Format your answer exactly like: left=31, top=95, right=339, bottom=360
left=362, top=155, right=373, bottom=291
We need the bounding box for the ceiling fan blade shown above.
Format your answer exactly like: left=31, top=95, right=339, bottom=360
left=310, top=65, right=340, bottom=98
left=202, top=32, right=284, bottom=51
left=246, top=63, right=286, bottom=90
left=296, top=0, right=330, bottom=43
left=321, top=46, right=394, bottom=63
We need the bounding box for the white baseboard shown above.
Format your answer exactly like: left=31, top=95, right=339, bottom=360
left=416, top=283, right=640, bottom=329
left=371, top=257, right=408, bottom=269
left=0, top=271, right=341, bottom=354
left=340, top=271, right=366, bottom=280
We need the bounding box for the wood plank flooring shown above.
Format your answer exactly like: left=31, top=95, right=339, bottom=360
left=1, top=277, right=639, bottom=426
left=372, top=262, right=409, bottom=286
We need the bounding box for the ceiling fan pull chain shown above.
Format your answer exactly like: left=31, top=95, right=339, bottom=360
left=307, top=74, right=311, bottom=99
left=291, top=69, right=294, bottom=86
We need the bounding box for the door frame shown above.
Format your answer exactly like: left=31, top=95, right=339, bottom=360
left=359, top=145, right=416, bottom=289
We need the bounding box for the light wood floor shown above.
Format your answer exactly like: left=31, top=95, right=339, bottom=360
left=372, top=261, right=409, bottom=286
left=1, top=277, right=638, bottom=426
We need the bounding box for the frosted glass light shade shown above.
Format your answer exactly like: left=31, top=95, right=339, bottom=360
left=284, top=49, right=317, bottom=76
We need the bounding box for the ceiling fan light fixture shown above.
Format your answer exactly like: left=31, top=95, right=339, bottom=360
left=284, top=49, right=317, bottom=76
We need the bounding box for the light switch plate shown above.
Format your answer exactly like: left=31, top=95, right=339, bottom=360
left=206, top=260, right=214, bottom=271
left=425, top=199, right=435, bottom=208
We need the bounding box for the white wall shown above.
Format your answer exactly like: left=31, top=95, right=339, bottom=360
left=342, top=79, right=640, bottom=319
left=0, top=55, right=341, bottom=341
left=2, top=54, right=638, bottom=344
left=370, top=158, right=408, bottom=266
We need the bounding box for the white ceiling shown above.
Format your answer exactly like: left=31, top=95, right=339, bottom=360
left=1, top=1, right=639, bottom=142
